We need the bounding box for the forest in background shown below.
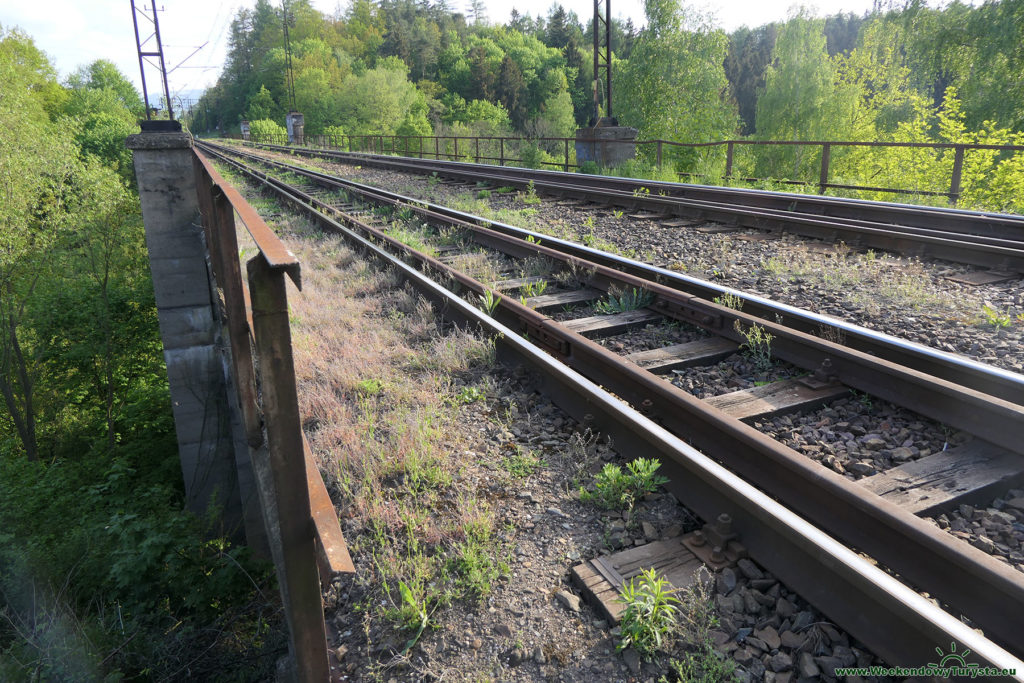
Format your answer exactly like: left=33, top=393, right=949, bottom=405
left=0, top=26, right=282, bottom=679
left=191, top=0, right=1024, bottom=212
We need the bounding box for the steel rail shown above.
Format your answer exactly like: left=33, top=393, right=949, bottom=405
left=242, top=141, right=1024, bottom=246
left=203, top=141, right=1024, bottom=406
left=202, top=142, right=1024, bottom=660
left=201, top=143, right=1024, bottom=677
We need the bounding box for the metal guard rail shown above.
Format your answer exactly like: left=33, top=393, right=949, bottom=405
left=193, top=149, right=353, bottom=681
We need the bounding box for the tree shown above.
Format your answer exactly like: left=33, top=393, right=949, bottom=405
left=246, top=84, right=278, bottom=121
left=754, top=9, right=858, bottom=178
left=0, top=28, right=78, bottom=460
left=496, top=55, right=528, bottom=128
left=618, top=0, right=738, bottom=171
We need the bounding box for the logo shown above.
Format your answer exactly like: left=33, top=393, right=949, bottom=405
left=928, top=642, right=980, bottom=671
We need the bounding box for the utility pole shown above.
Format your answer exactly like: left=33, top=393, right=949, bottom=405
left=282, top=0, right=297, bottom=111
left=282, top=0, right=304, bottom=144
left=130, top=0, right=174, bottom=120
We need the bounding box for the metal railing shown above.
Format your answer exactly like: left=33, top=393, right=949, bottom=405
left=193, top=150, right=354, bottom=681
left=242, top=131, right=1024, bottom=206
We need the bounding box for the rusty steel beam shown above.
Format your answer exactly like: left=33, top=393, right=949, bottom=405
left=248, top=256, right=329, bottom=681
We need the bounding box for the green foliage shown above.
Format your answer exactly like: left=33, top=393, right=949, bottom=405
left=0, top=28, right=283, bottom=679
left=661, top=569, right=739, bottom=682
left=980, top=304, right=1012, bottom=329
left=595, top=288, right=655, bottom=314
left=479, top=288, right=500, bottom=316
left=248, top=117, right=287, bottom=142
left=618, top=0, right=738, bottom=171
left=713, top=292, right=744, bottom=310
left=617, top=568, right=680, bottom=659
left=735, top=320, right=775, bottom=372
left=502, top=445, right=540, bottom=478
left=581, top=458, right=669, bottom=510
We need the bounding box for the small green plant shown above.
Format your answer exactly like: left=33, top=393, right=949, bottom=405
left=1017, top=312, right=1024, bottom=325
left=479, top=288, right=500, bottom=316
left=428, top=172, right=440, bottom=186
left=389, top=579, right=431, bottom=654
left=617, top=568, right=680, bottom=659
left=595, top=288, right=655, bottom=314
left=613, top=209, right=625, bottom=219
left=582, top=215, right=596, bottom=230
left=713, top=292, right=744, bottom=311
left=581, top=458, right=669, bottom=510
left=476, top=189, right=492, bottom=199
left=503, top=445, right=541, bottom=478
left=521, top=180, right=541, bottom=205
left=525, top=234, right=542, bottom=246
left=519, top=280, right=548, bottom=298
left=734, top=320, right=774, bottom=372
left=980, top=304, right=1012, bottom=328
left=451, top=386, right=485, bottom=404
left=851, top=389, right=874, bottom=409
left=660, top=569, right=738, bottom=682
left=495, top=186, right=516, bottom=194
left=632, top=186, right=650, bottom=197
left=354, top=378, right=384, bottom=395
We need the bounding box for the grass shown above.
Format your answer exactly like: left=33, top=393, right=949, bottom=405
left=502, top=444, right=541, bottom=479
left=220, top=169, right=513, bottom=670
left=759, top=245, right=952, bottom=317
left=594, top=287, right=655, bottom=314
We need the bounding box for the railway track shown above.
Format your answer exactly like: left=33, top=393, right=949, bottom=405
left=198, top=140, right=1024, bottom=676
left=240, top=140, right=1024, bottom=275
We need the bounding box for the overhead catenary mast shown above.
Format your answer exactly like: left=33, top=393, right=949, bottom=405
left=282, top=0, right=297, bottom=111
left=592, top=0, right=613, bottom=125
left=130, top=0, right=174, bottom=119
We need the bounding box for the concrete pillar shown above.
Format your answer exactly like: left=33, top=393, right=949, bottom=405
left=240, top=119, right=251, bottom=142
left=286, top=111, right=304, bottom=145
left=126, top=120, right=251, bottom=540
left=575, top=124, right=638, bottom=169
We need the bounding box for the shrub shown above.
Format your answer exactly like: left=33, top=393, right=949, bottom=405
left=248, top=118, right=286, bottom=143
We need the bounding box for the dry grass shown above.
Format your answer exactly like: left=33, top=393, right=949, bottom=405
left=760, top=245, right=957, bottom=317
left=260, top=210, right=508, bottom=664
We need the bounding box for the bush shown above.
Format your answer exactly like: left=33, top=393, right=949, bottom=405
left=578, top=160, right=600, bottom=174
left=248, top=118, right=286, bottom=143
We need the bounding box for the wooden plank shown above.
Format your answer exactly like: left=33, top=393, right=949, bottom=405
left=695, top=223, right=741, bottom=234
left=562, top=309, right=662, bottom=337
left=491, top=276, right=547, bottom=291
left=860, top=440, right=1024, bottom=515
left=571, top=539, right=705, bottom=624
left=524, top=288, right=602, bottom=311
left=660, top=217, right=704, bottom=227
left=704, top=378, right=848, bottom=420
left=945, top=270, right=1018, bottom=286
left=625, top=338, right=738, bottom=373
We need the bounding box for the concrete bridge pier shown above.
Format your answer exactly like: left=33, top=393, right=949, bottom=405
left=127, top=120, right=263, bottom=547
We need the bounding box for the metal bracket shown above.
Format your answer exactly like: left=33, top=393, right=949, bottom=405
left=798, top=358, right=837, bottom=390
left=653, top=297, right=723, bottom=329
left=525, top=323, right=571, bottom=356
left=682, top=513, right=747, bottom=571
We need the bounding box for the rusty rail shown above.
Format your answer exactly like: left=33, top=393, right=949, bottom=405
left=192, top=149, right=353, bottom=681
left=196, top=140, right=1024, bottom=674
left=241, top=131, right=1024, bottom=206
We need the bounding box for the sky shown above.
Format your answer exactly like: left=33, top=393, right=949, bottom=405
left=1, top=0, right=877, bottom=104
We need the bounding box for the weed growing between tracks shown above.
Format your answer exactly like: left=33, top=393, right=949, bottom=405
left=267, top=219, right=517, bottom=673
